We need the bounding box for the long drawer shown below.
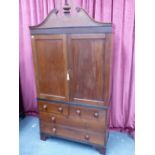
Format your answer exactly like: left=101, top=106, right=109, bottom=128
left=39, top=111, right=106, bottom=132
left=40, top=121, right=105, bottom=146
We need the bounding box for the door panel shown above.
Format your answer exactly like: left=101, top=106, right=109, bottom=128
left=68, top=34, right=106, bottom=106
left=32, top=35, right=69, bottom=101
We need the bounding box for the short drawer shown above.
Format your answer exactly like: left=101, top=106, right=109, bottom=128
left=38, top=101, right=68, bottom=116
left=69, top=105, right=107, bottom=122
left=40, top=121, right=105, bottom=146
left=39, top=112, right=106, bottom=132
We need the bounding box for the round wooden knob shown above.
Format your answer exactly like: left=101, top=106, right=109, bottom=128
left=85, top=134, right=90, bottom=140
left=52, top=128, right=56, bottom=133
left=43, top=104, right=47, bottom=110
left=58, top=107, right=63, bottom=112
left=76, top=109, right=81, bottom=115
left=51, top=116, right=56, bottom=122
left=94, top=112, right=99, bottom=118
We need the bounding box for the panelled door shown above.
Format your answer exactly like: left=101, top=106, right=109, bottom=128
left=68, top=34, right=106, bottom=106
left=32, top=35, right=69, bottom=102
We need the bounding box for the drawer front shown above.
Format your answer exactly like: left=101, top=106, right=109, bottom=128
left=40, top=112, right=106, bottom=132
left=38, top=101, right=68, bottom=116
left=40, top=121, right=105, bottom=146
left=70, top=105, right=106, bottom=122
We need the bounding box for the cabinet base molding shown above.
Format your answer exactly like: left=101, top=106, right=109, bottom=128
left=40, top=133, right=48, bottom=141
left=94, top=146, right=106, bottom=155
left=40, top=132, right=106, bottom=155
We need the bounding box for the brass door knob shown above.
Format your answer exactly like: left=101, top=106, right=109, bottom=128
left=43, top=104, right=47, bottom=110
left=85, top=134, right=90, bottom=140
left=52, top=127, right=56, bottom=133
left=76, top=109, right=81, bottom=115
left=51, top=116, right=56, bottom=122
left=94, top=112, right=99, bottom=118
left=58, top=107, right=63, bottom=112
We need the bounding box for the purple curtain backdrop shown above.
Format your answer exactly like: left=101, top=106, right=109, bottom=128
left=19, top=0, right=135, bottom=135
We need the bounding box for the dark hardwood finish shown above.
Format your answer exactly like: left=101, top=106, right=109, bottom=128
left=40, top=110, right=106, bottom=132
left=103, top=34, right=113, bottom=105
left=30, top=7, right=112, bottom=35
left=30, top=26, right=112, bottom=35
left=40, top=121, right=105, bottom=146
left=40, top=133, right=47, bottom=141
left=30, top=6, right=112, bottom=155
left=29, top=7, right=112, bottom=29
left=38, top=98, right=108, bottom=110
left=95, top=146, right=106, bottom=155
left=31, top=35, right=69, bottom=102
left=69, top=105, right=106, bottom=122
left=38, top=101, right=69, bottom=116
left=68, top=34, right=106, bottom=106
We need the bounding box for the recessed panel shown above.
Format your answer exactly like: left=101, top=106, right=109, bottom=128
left=68, top=34, right=105, bottom=105
left=32, top=35, right=68, bottom=101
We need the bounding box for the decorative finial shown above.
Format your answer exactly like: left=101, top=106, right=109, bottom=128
left=53, top=8, right=59, bottom=14
left=64, top=0, right=68, bottom=5
left=63, top=1, right=71, bottom=14
left=76, top=7, right=81, bottom=13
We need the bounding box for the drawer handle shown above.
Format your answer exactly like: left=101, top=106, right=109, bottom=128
left=58, top=107, right=63, bottom=112
left=76, top=109, right=81, bottom=115
left=94, top=112, right=99, bottom=118
left=43, top=104, right=47, bottom=110
left=85, top=134, right=90, bottom=140
left=52, top=127, right=56, bottom=133
left=51, top=116, right=56, bottom=122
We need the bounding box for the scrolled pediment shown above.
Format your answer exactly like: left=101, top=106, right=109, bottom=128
left=30, top=5, right=111, bottom=29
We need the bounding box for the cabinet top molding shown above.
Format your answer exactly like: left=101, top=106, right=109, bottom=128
left=29, top=6, right=112, bottom=29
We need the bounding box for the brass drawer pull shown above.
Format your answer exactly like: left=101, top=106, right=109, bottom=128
left=51, top=116, right=56, bottom=122
left=58, top=107, right=63, bottom=112
left=85, top=134, right=90, bottom=140
left=76, top=109, right=81, bottom=115
left=94, top=112, right=99, bottom=118
left=52, top=127, right=56, bottom=133
left=43, top=104, right=47, bottom=110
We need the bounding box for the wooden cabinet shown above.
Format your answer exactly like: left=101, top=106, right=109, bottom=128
left=30, top=6, right=112, bottom=155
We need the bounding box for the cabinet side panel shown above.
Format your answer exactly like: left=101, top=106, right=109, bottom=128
left=104, top=34, right=113, bottom=106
